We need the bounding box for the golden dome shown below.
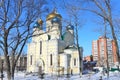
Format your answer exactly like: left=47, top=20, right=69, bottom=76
left=37, top=19, right=43, bottom=25
left=46, top=10, right=62, bottom=21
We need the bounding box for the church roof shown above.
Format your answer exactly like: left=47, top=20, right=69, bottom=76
left=66, top=24, right=74, bottom=30
left=62, top=30, right=73, bottom=40
left=51, top=17, right=60, bottom=23
left=37, top=18, right=43, bottom=25
left=65, top=45, right=77, bottom=50
left=46, top=9, right=62, bottom=21
left=33, top=19, right=43, bottom=29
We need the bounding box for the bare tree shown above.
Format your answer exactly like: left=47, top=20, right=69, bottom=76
left=0, top=0, right=47, bottom=80
left=82, top=0, right=120, bottom=64
left=115, top=18, right=120, bottom=48
left=62, top=0, right=84, bottom=77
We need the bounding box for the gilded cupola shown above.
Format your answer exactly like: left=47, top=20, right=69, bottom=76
left=34, top=18, right=43, bottom=29
left=46, top=9, right=62, bottom=21
left=37, top=18, right=43, bottom=25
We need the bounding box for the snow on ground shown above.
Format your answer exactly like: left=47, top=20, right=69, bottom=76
left=2, top=71, right=120, bottom=80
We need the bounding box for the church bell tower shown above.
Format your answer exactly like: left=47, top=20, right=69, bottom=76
left=46, top=9, right=62, bottom=39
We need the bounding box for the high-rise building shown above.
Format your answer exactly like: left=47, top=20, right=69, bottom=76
left=92, top=36, right=118, bottom=67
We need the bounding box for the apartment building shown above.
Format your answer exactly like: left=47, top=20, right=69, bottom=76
left=92, top=36, right=118, bottom=67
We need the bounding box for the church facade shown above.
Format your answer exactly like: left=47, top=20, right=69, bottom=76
left=27, top=10, right=83, bottom=75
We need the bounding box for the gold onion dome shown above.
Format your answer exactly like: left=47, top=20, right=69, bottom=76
left=46, top=9, right=62, bottom=21
left=37, top=19, right=43, bottom=25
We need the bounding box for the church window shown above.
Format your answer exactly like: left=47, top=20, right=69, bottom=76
left=50, top=54, right=52, bottom=66
left=30, top=55, right=32, bottom=65
left=48, top=35, right=51, bottom=40
left=61, top=35, right=64, bottom=40
left=40, top=41, right=42, bottom=54
left=74, top=58, right=76, bottom=66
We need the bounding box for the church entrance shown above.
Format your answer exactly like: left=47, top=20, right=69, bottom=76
left=36, top=58, right=45, bottom=74
left=38, top=66, right=44, bottom=78
left=38, top=66, right=43, bottom=75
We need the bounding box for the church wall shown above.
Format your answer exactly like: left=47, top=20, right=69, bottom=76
left=34, top=41, right=42, bottom=72
left=46, top=20, right=52, bottom=32
left=42, top=41, right=48, bottom=73
left=63, top=49, right=80, bottom=74
left=27, top=40, right=81, bottom=75
left=46, top=39, right=59, bottom=74
left=59, top=54, right=68, bottom=75
left=27, top=42, right=37, bottom=72
left=71, top=51, right=80, bottom=74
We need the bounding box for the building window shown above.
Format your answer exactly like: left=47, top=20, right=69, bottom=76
left=48, top=35, right=51, bottom=40
left=20, top=57, right=23, bottom=66
left=30, top=55, right=32, bottom=65
left=50, top=54, right=52, bottom=66
left=74, top=58, right=76, bottom=66
left=40, top=41, right=42, bottom=54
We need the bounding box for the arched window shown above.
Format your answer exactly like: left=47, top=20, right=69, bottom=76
left=50, top=54, right=52, bottom=66
left=40, top=41, right=42, bottom=54
left=74, top=58, right=76, bottom=66
left=30, top=55, right=32, bottom=65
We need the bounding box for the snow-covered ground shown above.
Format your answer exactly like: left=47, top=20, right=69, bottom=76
left=2, top=71, right=120, bottom=80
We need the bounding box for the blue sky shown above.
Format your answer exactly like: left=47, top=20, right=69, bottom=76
left=23, top=0, right=120, bottom=57
left=43, top=0, right=120, bottom=57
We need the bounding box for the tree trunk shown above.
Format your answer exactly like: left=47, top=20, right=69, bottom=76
left=75, top=24, right=82, bottom=77
left=108, top=20, right=120, bottom=64
left=78, top=48, right=82, bottom=77
left=11, top=68, right=15, bottom=80
left=6, top=58, right=16, bottom=80
left=3, top=28, right=11, bottom=80
left=6, top=69, right=11, bottom=80
left=6, top=57, right=12, bottom=80
left=105, top=37, right=109, bottom=78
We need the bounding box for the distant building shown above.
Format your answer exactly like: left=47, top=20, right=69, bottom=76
left=83, top=55, right=96, bottom=71
left=84, top=55, right=93, bottom=62
left=92, top=36, right=118, bottom=67
left=83, top=60, right=96, bottom=71
left=16, top=55, right=27, bottom=71
left=0, top=55, right=27, bottom=71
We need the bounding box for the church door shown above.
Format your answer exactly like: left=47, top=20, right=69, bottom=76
left=38, top=66, right=42, bottom=75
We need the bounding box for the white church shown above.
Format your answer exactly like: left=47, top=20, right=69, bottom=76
left=27, top=9, right=83, bottom=75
